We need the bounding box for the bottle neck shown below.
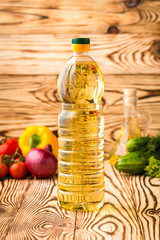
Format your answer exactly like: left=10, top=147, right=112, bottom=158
left=124, top=96, right=137, bottom=118
left=62, top=103, right=100, bottom=111
left=73, top=51, right=89, bottom=56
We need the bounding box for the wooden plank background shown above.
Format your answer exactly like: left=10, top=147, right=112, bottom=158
left=0, top=0, right=160, bottom=152
left=0, top=2, right=160, bottom=240
left=1, top=161, right=160, bottom=239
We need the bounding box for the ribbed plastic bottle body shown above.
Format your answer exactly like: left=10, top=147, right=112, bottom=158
left=57, top=53, right=104, bottom=211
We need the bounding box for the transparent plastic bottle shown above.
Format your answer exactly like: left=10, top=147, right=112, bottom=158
left=57, top=38, right=104, bottom=211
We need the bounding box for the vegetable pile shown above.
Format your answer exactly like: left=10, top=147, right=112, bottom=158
left=113, top=135, right=160, bottom=178
left=0, top=126, right=58, bottom=180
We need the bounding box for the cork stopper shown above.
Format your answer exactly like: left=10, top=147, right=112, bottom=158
left=123, top=89, right=137, bottom=106
left=124, top=89, right=136, bottom=97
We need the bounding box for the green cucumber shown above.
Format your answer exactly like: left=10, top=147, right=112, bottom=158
left=126, top=137, right=150, bottom=152
left=115, top=151, right=149, bottom=174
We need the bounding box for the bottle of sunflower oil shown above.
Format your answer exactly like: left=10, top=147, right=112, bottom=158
left=57, top=38, right=104, bottom=211
left=109, top=89, right=151, bottom=165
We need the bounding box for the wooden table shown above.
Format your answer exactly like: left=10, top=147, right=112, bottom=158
left=0, top=160, right=159, bottom=240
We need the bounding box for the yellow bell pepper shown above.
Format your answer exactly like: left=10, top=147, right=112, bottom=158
left=19, top=126, right=58, bottom=158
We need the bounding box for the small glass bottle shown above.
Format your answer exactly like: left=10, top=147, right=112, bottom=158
left=110, top=89, right=151, bottom=163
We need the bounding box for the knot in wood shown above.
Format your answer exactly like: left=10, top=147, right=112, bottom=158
left=126, top=0, right=141, bottom=8
left=146, top=208, right=160, bottom=217
left=151, top=41, right=160, bottom=59
left=107, top=26, right=120, bottom=34
left=100, top=221, right=117, bottom=235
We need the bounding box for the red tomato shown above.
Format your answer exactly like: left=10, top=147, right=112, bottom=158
left=14, top=157, right=20, bottom=162
left=0, top=162, right=8, bottom=178
left=9, top=162, right=27, bottom=179
left=0, top=138, right=22, bottom=156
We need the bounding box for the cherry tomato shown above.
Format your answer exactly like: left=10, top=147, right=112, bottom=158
left=0, top=138, right=22, bottom=156
left=12, top=157, right=22, bottom=163
left=0, top=162, right=8, bottom=178
left=9, top=162, right=27, bottom=179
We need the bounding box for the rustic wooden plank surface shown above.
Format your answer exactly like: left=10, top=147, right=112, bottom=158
left=75, top=161, right=160, bottom=240
left=0, top=34, right=160, bottom=75
left=0, top=177, right=76, bottom=240
left=0, top=0, right=159, bottom=239
left=0, top=179, right=30, bottom=238
left=0, top=74, right=159, bottom=152
left=0, top=0, right=124, bottom=12
left=0, top=0, right=159, bottom=34
left=129, top=174, right=160, bottom=239
left=0, top=161, right=159, bottom=240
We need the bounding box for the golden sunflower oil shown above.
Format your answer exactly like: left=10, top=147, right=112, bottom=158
left=57, top=38, right=104, bottom=211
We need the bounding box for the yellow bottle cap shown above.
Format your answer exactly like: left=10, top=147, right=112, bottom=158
left=72, top=38, right=90, bottom=52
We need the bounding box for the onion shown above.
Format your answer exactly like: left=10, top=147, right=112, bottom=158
left=25, top=145, right=57, bottom=178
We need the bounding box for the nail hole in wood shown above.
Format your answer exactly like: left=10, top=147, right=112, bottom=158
left=107, top=26, right=120, bottom=34
left=151, top=42, right=160, bottom=59
left=41, top=15, right=48, bottom=19
left=126, top=0, right=141, bottom=8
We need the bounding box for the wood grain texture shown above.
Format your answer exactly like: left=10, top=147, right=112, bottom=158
left=0, top=161, right=159, bottom=239
left=0, top=0, right=159, bottom=239
left=0, top=34, right=160, bottom=75
left=0, top=0, right=159, bottom=34
left=0, top=177, right=76, bottom=240
left=0, top=179, right=30, bottom=238
left=0, top=74, right=159, bottom=152
left=74, top=160, right=160, bottom=240
left=0, top=0, right=124, bottom=12
left=129, top=175, right=160, bottom=240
